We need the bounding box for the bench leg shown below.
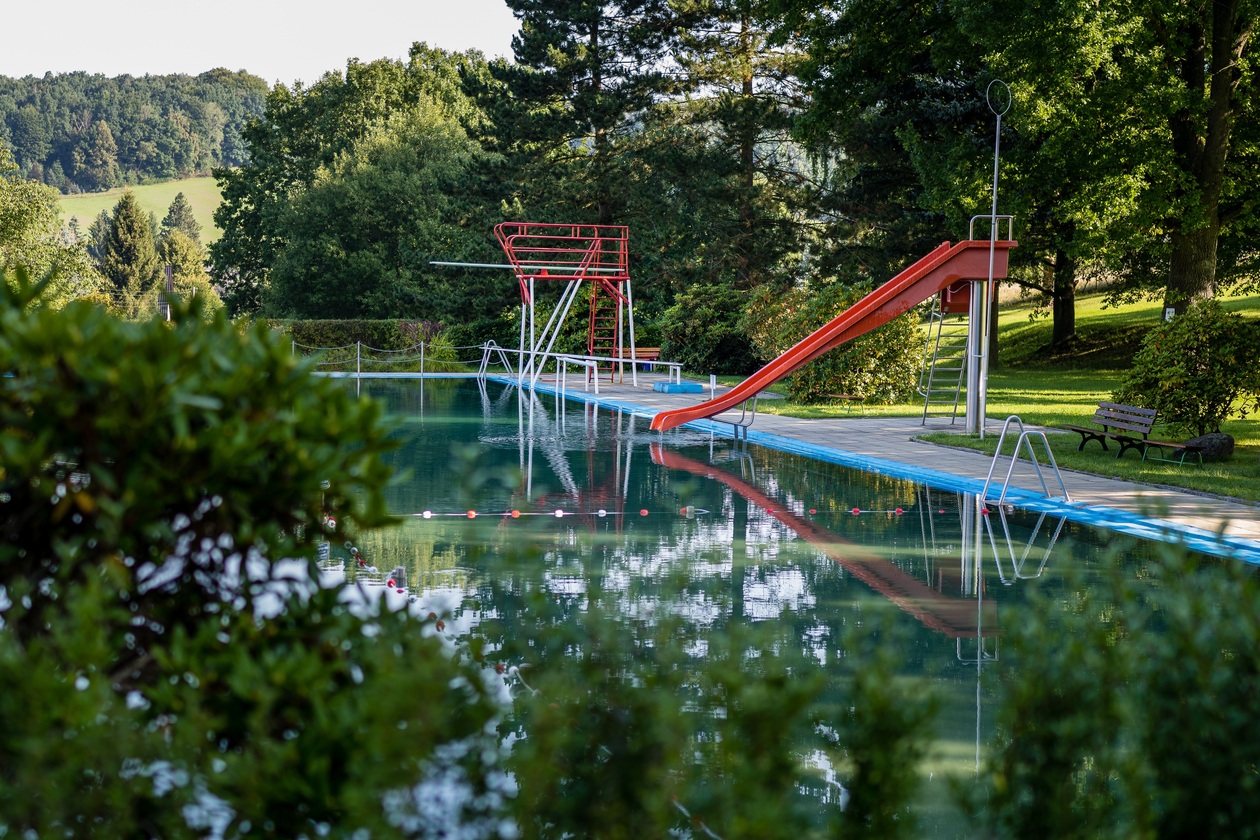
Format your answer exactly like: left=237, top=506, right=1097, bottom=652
left=1075, top=433, right=1108, bottom=452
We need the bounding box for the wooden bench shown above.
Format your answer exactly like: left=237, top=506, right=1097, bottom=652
left=616, top=346, right=660, bottom=362
left=1140, top=438, right=1205, bottom=466
left=1060, top=402, right=1156, bottom=458
left=1059, top=402, right=1202, bottom=465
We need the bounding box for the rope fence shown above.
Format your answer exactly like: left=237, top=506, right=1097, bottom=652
left=292, top=340, right=681, bottom=386
left=291, top=340, right=493, bottom=375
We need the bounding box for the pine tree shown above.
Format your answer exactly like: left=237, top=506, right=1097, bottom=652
left=86, top=210, right=112, bottom=266
left=101, top=190, right=161, bottom=317
left=499, top=0, right=685, bottom=224
left=674, top=0, right=806, bottom=287
left=161, top=192, right=201, bottom=243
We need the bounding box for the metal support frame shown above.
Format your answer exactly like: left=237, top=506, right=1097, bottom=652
left=986, top=507, right=1067, bottom=584
left=495, top=223, right=638, bottom=392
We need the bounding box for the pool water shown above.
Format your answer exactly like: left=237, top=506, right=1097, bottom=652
left=333, top=377, right=1214, bottom=835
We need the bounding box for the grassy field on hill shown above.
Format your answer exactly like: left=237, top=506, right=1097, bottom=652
left=60, top=176, right=223, bottom=243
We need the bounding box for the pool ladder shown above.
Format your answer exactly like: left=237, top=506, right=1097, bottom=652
left=980, top=415, right=1070, bottom=505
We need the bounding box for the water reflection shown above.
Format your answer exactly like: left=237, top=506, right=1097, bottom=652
left=337, top=379, right=1100, bottom=833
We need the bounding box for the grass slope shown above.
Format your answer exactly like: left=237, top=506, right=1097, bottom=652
left=60, top=176, right=223, bottom=243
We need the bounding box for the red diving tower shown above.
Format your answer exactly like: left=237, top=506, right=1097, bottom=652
left=495, top=222, right=640, bottom=389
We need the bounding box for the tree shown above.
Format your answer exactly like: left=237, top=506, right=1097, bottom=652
left=211, top=47, right=495, bottom=316
left=1146, top=0, right=1258, bottom=313
left=70, top=119, right=121, bottom=191
left=954, top=0, right=1259, bottom=316
left=901, top=0, right=1159, bottom=353
left=5, top=104, right=50, bottom=174
left=0, top=272, right=510, bottom=838
left=264, top=99, right=500, bottom=320
left=673, top=0, right=808, bottom=288
left=776, top=0, right=978, bottom=285
left=100, top=189, right=161, bottom=316
left=160, top=190, right=201, bottom=243
left=0, top=71, right=268, bottom=191
left=0, top=144, right=103, bottom=307
left=151, top=229, right=224, bottom=318
left=497, top=0, right=685, bottom=224
left=85, top=208, right=111, bottom=265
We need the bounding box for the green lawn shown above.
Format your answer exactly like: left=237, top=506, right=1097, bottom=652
left=708, top=289, right=1260, bottom=503
left=60, top=176, right=223, bottom=243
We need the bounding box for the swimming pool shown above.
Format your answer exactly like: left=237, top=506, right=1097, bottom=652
left=331, top=377, right=1236, bottom=835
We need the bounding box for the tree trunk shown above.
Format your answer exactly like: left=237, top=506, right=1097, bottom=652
left=589, top=18, right=613, bottom=226
left=1164, top=221, right=1218, bottom=315
left=1050, top=248, right=1077, bottom=351
left=735, top=9, right=755, bottom=288
left=1160, top=0, right=1244, bottom=315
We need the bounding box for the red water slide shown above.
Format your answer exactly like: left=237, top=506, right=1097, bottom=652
left=649, top=238, right=1016, bottom=432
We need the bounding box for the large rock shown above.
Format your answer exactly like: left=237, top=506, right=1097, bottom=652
left=1184, top=432, right=1234, bottom=462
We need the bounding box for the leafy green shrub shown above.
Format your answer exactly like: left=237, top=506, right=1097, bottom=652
left=0, top=270, right=508, bottom=837
left=971, top=544, right=1260, bottom=838
left=278, top=318, right=415, bottom=350
left=659, top=283, right=761, bottom=375
left=746, top=280, right=922, bottom=404
left=1115, top=299, right=1260, bottom=435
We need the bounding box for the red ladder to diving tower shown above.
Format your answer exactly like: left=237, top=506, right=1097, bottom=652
left=494, top=222, right=639, bottom=387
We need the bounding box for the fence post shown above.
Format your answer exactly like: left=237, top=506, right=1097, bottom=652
left=357, top=342, right=361, bottom=378
left=421, top=341, right=425, bottom=376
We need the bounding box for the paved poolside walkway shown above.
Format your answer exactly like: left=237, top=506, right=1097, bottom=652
left=526, top=372, right=1260, bottom=560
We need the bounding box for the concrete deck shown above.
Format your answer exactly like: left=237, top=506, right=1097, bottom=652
left=524, top=372, right=1260, bottom=563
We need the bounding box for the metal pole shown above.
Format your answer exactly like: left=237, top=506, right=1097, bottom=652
left=967, top=80, right=1010, bottom=437
left=625, top=275, right=638, bottom=387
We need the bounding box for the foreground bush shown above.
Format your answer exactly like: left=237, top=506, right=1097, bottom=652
left=0, top=271, right=508, bottom=837
left=971, top=545, right=1260, bottom=838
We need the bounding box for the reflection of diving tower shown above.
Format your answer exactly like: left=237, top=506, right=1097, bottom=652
left=495, top=223, right=638, bottom=388
left=508, top=388, right=636, bottom=534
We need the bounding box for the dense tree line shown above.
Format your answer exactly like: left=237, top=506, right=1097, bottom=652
left=0, top=69, right=268, bottom=193
left=5, top=0, right=1253, bottom=365
left=206, top=0, right=1256, bottom=364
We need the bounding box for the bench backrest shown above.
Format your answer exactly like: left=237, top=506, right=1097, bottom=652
left=616, top=347, right=661, bottom=360
left=1093, top=401, right=1157, bottom=436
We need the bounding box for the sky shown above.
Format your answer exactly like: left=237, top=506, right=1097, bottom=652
left=0, top=0, right=520, bottom=86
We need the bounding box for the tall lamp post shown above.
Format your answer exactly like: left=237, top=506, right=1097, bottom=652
left=965, top=80, right=1011, bottom=437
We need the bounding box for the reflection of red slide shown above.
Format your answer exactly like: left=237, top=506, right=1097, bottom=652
left=650, top=239, right=1016, bottom=432
left=650, top=444, right=994, bottom=638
